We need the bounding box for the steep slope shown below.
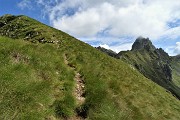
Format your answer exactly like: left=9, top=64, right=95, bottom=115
left=117, top=37, right=180, bottom=99
left=0, top=15, right=180, bottom=120
left=171, top=55, right=180, bottom=87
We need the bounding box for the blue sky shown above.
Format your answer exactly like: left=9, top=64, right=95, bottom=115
left=0, top=0, right=180, bottom=56
left=0, top=0, right=50, bottom=25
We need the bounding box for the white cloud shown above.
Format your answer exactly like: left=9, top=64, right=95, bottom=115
left=41, top=0, right=180, bottom=40
left=18, top=0, right=33, bottom=10
left=100, top=44, right=111, bottom=50
left=100, top=43, right=133, bottom=53
left=164, top=42, right=180, bottom=56
left=53, top=8, right=101, bottom=37
left=165, top=46, right=175, bottom=56
left=174, top=42, right=180, bottom=55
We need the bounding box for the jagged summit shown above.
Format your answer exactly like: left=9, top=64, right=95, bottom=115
left=131, top=36, right=156, bottom=51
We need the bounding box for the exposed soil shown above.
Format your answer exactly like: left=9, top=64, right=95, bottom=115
left=74, top=72, right=85, bottom=105
left=64, top=54, right=86, bottom=120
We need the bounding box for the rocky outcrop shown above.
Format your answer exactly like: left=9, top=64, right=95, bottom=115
left=96, top=46, right=117, bottom=58
left=131, top=36, right=156, bottom=51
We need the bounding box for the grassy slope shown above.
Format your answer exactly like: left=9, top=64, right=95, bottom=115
left=171, top=56, right=180, bottom=87
left=0, top=37, right=76, bottom=119
left=0, top=15, right=180, bottom=120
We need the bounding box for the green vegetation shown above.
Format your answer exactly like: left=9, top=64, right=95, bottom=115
left=0, top=36, right=76, bottom=119
left=97, top=38, right=180, bottom=100
left=116, top=38, right=180, bottom=100
left=0, top=14, right=69, bottom=43
left=0, top=15, right=180, bottom=120
left=171, top=55, right=180, bottom=87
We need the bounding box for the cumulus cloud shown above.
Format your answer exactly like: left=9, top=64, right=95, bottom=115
left=41, top=0, right=180, bottom=39
left=100, top=43, right=133, bottom=53
left=165, top=46, right=175, bottom=56
left=174, top=42, right=180, bottom=54
left=164, top=42, right=180, bottom=56
left=53, top=8, right=101, bottom=37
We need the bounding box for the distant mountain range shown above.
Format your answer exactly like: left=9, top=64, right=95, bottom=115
left=97, top=37, right=180, bottom=99
left=0, top=14, right=180, bottom=120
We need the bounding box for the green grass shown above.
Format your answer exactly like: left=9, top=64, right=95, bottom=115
left=171, top=56, right=180, bottom=87
left=0, top=37, right=76, bottom=119
left=0, top=15, right=180, bottom=120
left=62, top=39, right=180, bottom=120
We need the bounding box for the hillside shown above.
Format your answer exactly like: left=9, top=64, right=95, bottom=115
left=171, top=55, right=180, bottom=87
left=0, top=14, right=180, bottom=120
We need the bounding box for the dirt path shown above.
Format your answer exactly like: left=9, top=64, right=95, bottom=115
left=74, top=72, right=85, bottom=105
left=64, top=54, right=86, bottom=120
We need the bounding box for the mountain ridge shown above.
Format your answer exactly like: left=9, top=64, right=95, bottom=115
left=97, top=37, right=180, bottom=99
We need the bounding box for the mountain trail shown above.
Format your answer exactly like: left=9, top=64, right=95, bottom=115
left=64, top=54, right=86, bottom=120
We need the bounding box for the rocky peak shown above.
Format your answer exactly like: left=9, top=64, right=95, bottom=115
left=131, top=36, right=156, bottom=51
